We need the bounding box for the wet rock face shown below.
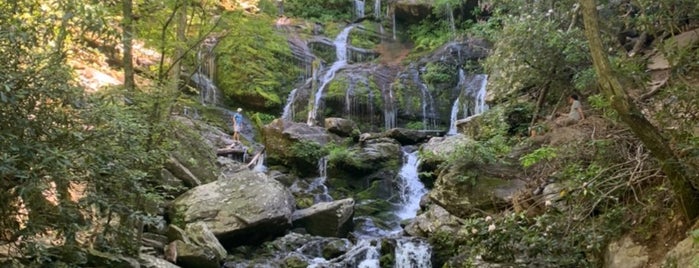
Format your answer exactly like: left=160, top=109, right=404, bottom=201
left=169, top=169, right=295, bottom=248
left=262, top=119, right=341, bottom=176
left=393, top=0, right=435, bottom=25
left=324, top=117, right=359, bottom=138
left=291, top=198, right=355, bottom=237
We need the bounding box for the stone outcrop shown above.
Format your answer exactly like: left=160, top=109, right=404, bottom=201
left=324, top=117, right=359, bottom=138
left=384, top=128, right=430, bottom=145
left=660, top=235, right=699, bottom=267
left=404, top=204, right=462, bottom=237
left=167, top=240, right=219, bottom=268
left=140, top=254, right=182, bottom=268
left=262, top=119, right=341, bottom=176
left=292, top=198, right=355, bottom=237
left=429, top=161, right=525, bottom=218
left=605, top=236, right=649, bottom=268
left=169, top=169, right=295, bottom=247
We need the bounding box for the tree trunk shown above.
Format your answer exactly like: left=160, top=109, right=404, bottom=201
left=122, top=0, right=135, bottom=91
left=171, top=0, right=187, bottom=91
left=580, top=0, right=699, bottom=220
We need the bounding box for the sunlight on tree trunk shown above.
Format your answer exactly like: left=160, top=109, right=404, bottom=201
left=580, top=0, right=699, bottom=221
left=123, top=0, right=135, bottom=91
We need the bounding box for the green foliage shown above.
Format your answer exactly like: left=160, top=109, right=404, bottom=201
left=216, top=11, right=300, bottom=110
left=326, top=143, right=368, bottom=171
left=422, top=62, right=456, bottom=85
left=289, top=140, right=327, bottom=166
left=405, top=121, right=425, bottom=130
left=520, top=146, right=557, bottom=168
left=435, top=210, right=623, bottom=266
left=408, top=19, right=451, bottom=52
left=285, top=0, right=352, bottom=22
left=587, top=94, right=618, bottom=120
left=484, top=0, right=591, bottom=99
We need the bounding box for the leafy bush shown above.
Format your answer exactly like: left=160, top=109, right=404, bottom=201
left=520, top=146, right=557, bottom=168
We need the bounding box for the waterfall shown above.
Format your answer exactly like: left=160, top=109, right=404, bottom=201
left=395, top=238, right=432, bottom=267
left=252, top=153, right=267, bottom=173
left=355, top=0, right=365, bottom=18
left=395, top=149, right=428, bottom=220
left=309, top=156, right=332, bottom=203
left=474, top=74, right=489, bottom=114
left=281, top=88, right=298, bottom=121
left=418, top=82, right=436, bottom=130
left=374, top=0, right=381, bottom=18
left=447, top=97, right=460, bottom=135
left=307, top=25, right=355, bottom=126
left=196, top=37, right=220, bottom=105
left=384, top=85, right=396, bottom=130
left=391, top=8, right=397, bottom=40
left=446, top=3, right=456, bottom=36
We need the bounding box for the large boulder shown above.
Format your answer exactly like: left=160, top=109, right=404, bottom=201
left=429, top=161, right=525, bottom=218
left=168, top=117, right=219, bottom=184
left=292, top=198, right=355, bottom=237
left=324, top=117, right=359, bottom=138
left=404, top=204, right=462, bottom=237
left=660, top=234, right=699, bottom=267
left=327, top=138, right=402, bottom=189
left=384, top=128, right=430, bottom=145
left=169, top=169, right=295, bottom=247
left=184, top=222, right=227, bottom=261
left=140, top=254, right=181, bottom=268
left=419, top=135, right=475, bottom=172
left=604, top=236, right=649, bottom=268
left=168, top=240, right=219, bottom=268
left=262, top=119, right=341, bottom=176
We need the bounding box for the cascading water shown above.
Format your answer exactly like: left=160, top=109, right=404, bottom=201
left=384, top=84, right=396, bottom=130
left=447, top=96, right=461, bottom=135
left=307, top=25, right=355, bottom=126
left=309, top=156, right=332, bottom=203
left=474, top=74, right=489, bottom=114
left=447, top=72, right=489, bottom=135
left=395, top=237, right=432, bottom=267
left=281, top=88, right=298, bottom=121
left=374, top=0, right=381, bottom=18
left=354, top=0, right=365, bottom=18
left=196, top=37, right=220, bottom=105
left=395, top=149, right=428, bottom=220
left=412, top=71, right=437, bottom=130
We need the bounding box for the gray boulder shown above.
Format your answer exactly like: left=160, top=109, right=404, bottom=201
left=292, top=198, right=355, bottom=237
left=168, top=240, right=219, bottom=268
left=169, top=169, right=295, bottom=247
left=404, top=204, right=462, bottom=237
left=429, top=161, right=525, bottom=218
left=384, top=128, right=430, bottom=145
left=262, top=119, right=340, bottom=176
left=164, top=157, right=202, bottom=188
left=605, top=236, right=648, bottom=268
left=324, top=117, right=359, bottom=138
left=139, top=254, right=181, bottom=268
left=184, top=222, right=227, bottom=261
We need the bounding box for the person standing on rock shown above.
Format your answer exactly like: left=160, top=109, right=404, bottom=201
left=232, top=108, right=243, bottom=142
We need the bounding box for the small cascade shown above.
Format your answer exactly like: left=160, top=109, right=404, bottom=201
left=196, top=37, right=220, bottom=105
left=309, top=156, right=332, bottom=203
left=384, top=85, right=396, bottom=130
left=252, top=153, right=267, bottom=173
left=418, top=84, right=437, bottom=130
left=354, top=0, right=365, bottom=18
left=446, top=3, right=456, bottom=36
left=281, top=88, right=298, bottom=121
left=395, top=237, right=432, bottom=267
left=447, top=97, right=460, bottom=135
left=374, top=0, right=381, bottom=18
left=391, top=7, right=397, bottom=40
left=474, top=74, right=489, bottom=114
left=307, top=239, right=381, bottom=267
left=307, top=25, right=355, bottom=126
left=395, top=149, right=428, bottom=220
left=447, top=72, right=489, bottom=133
